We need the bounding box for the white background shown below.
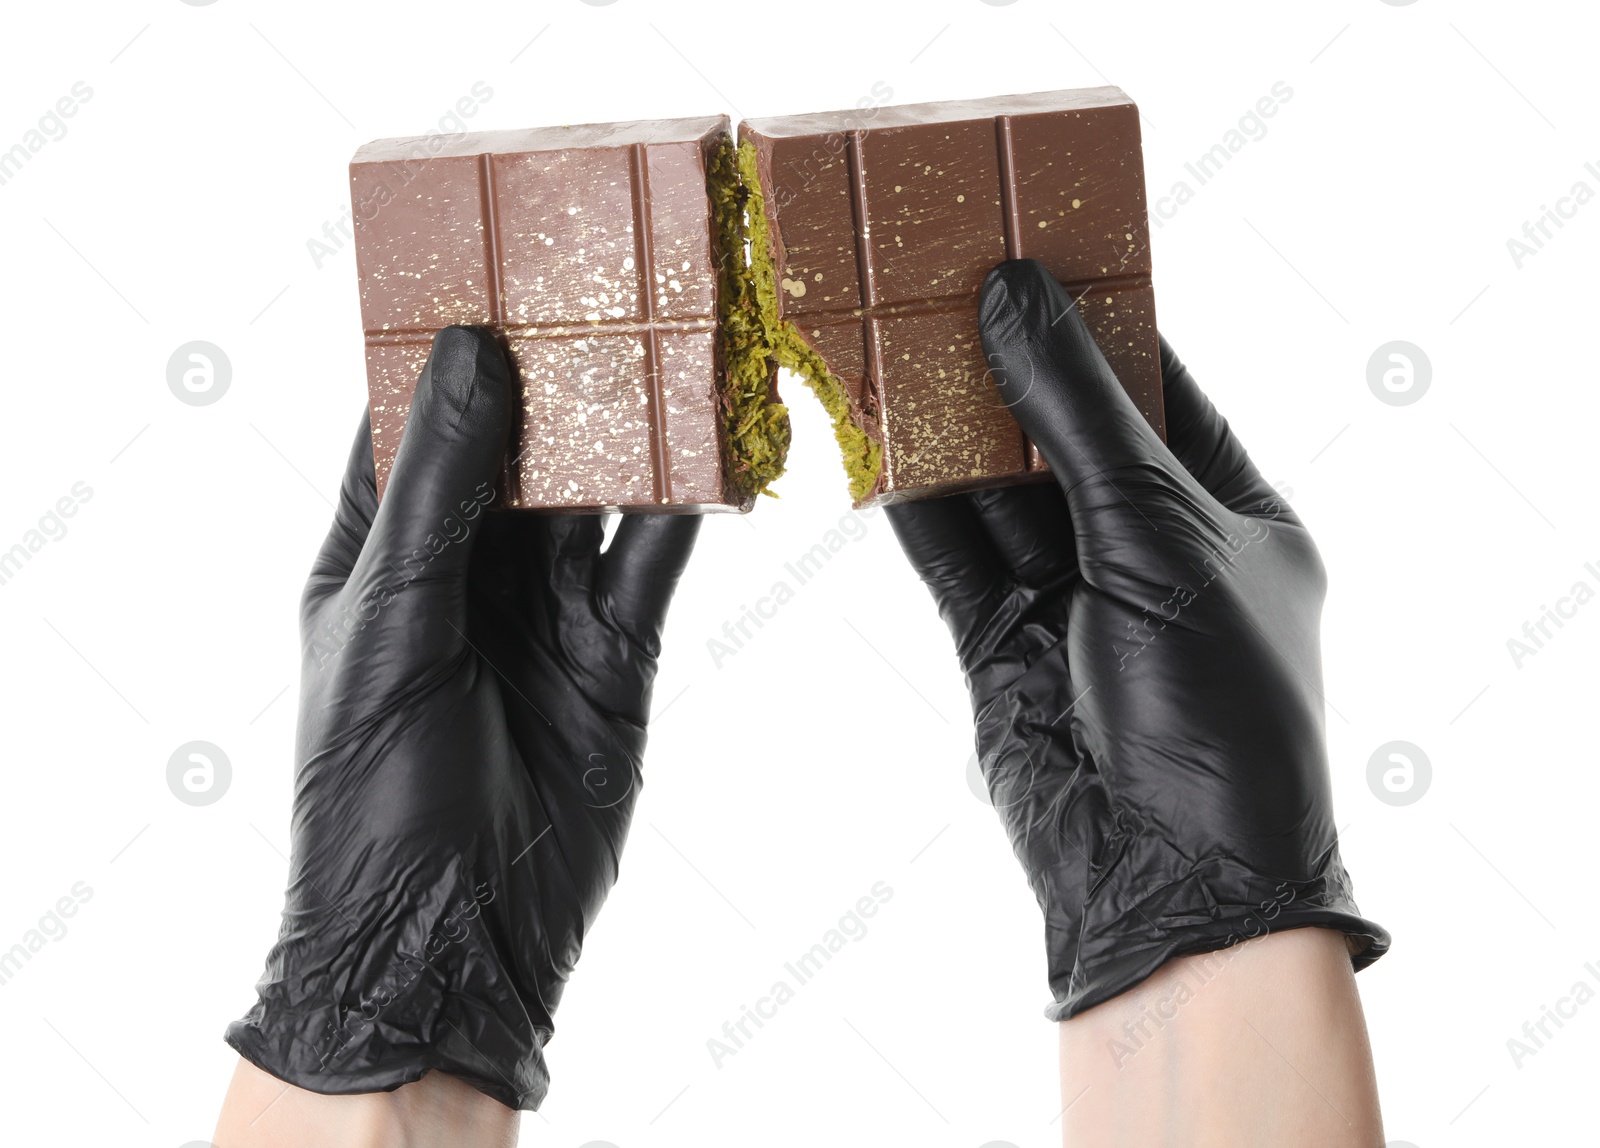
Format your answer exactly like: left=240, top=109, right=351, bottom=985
left=0, top=1, right=1595, bottom=1144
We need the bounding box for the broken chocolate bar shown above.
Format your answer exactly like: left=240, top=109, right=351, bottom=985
left=350, top=116, right=788, bottom=511
left=740, top=86, right=1164, bottom=506
left=351, top=90, right=1159, bottom=512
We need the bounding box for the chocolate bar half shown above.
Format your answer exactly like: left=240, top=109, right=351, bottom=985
left=350, top=116, right=788, bottom=511
left=741, top=86, right=1163, bottom=506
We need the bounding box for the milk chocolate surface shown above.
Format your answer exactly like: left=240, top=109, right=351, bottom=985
left=350, top=116, right=748, bottom=511
left=742, top=86, right=1164, bottom=505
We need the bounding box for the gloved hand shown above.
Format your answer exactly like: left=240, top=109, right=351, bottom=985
left=888, top=260, right=1389, bottom=1020
left=225, top=327, right=699, bottom=1108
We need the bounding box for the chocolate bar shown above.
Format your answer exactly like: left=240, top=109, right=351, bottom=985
left=740, top=86, right=1163, bottom=506
left=350, top=116, right=788, bottom=511
left=351, top=89, right=1160, bottom=512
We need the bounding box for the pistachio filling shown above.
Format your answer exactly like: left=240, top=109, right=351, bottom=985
left=710, top=137, right=884, bottom=502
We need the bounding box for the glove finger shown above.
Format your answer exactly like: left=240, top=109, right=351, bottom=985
left=533, top=514, right=605, bottom=598
left=475, top=514, right=604, bottom=627
left=599, top=515, right=702, bottom=653
left=350, top=327, right=512, bottom=595
left=966, top=484, right=1079, bottom=590
left=308, top=409, right=380, bottom=588
left=1159, top=335, right=1290, bottom=520
left=979, top=260, right=1214, bottom=584
left=980, top=260, right=1173, bottom=483
left=887, top=497, right=1011, bottom=659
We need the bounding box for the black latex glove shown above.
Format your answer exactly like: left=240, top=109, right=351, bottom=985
left=888, top=260, right=1389, bottom=1020
left=225, top=327, right=699, bottom=1108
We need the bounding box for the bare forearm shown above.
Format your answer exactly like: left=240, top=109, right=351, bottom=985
left=1057, top=927, right=1382, bottom=1147
left=214, top=1058, right=519, bottom=1148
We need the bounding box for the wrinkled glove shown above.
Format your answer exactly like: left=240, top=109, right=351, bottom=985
left=226, top=327, right=699, bottom=1108
left=888, top=260, right=1389, bottom=1020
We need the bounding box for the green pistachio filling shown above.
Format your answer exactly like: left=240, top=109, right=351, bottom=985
left=709, top=137, right=883, bottom=502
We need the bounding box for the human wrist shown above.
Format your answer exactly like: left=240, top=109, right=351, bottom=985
left=214, top=1057, right=518, bottom=1148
